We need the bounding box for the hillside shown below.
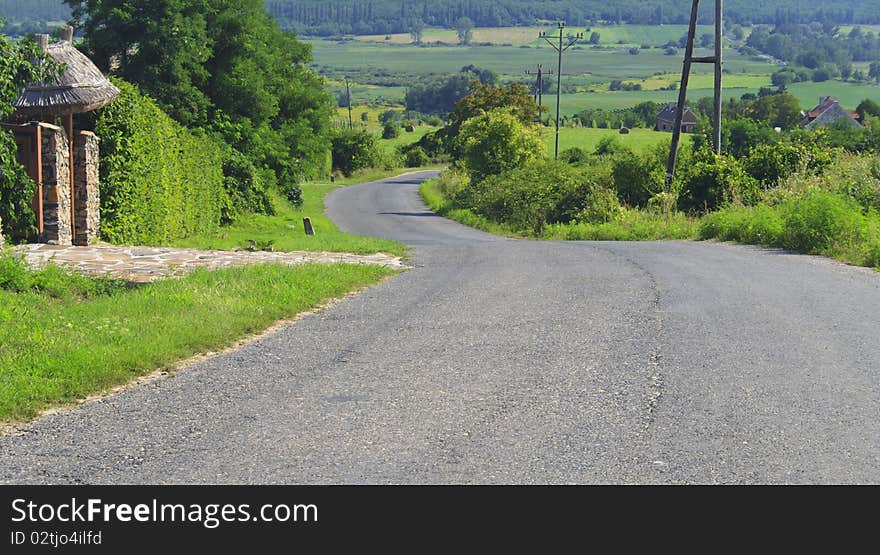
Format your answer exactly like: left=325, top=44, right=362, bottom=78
left=4, top=1, right=880, bottom=33
left=266, top=0, right=880, bottom=35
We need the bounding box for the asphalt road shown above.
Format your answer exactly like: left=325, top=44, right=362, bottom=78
left=1, top=170, right=878, bottom=484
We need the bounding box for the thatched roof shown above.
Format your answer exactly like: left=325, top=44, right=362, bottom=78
left=13, top=28, right=119, bottom=117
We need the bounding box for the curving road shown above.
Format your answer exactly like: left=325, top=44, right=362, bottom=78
left=1, top=170, right=879, bottom=484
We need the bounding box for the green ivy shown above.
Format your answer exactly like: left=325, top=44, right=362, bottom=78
left=94, top=80, right=228, bottom=245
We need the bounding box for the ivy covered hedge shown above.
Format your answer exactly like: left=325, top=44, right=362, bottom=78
left=94, top=80, right=230, bottom=245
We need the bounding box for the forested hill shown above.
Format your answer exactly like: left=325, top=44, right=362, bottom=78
left=4, top=1, right=880, bottom=34
left=266, top=1, right=880, bottom=35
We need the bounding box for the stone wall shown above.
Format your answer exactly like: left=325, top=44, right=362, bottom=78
left=74, top=131, right=100, bottom=245
left=40, top=123, right=72, bottom=246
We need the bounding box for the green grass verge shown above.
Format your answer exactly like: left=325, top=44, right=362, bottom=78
left=0, top=258, right=397, bottom=422
left=419, top=177, right=698, bottom=241
left=173, top=168, right=430, bottom=256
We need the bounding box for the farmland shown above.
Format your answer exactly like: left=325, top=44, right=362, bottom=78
left=308, top=23, right=880, bottom=120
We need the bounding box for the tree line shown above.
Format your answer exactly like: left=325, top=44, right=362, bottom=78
left=264, top=0, right=880, bottom=36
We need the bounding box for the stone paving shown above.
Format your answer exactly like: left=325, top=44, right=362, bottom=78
left=13, top=244, right=407, bottom=283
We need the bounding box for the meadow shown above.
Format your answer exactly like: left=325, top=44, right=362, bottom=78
left=309, top=23, right=880, bottom=117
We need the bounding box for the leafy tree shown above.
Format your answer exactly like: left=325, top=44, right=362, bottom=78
left=449, top=82, right=542, bottom=132
left=870, top=61, right=880, bottom=83
left=856, top=99, right=880, bottom=121
left=748, top=93, right=803, bottom=130
left=455, top=17, right=474, bottom=45
left=409, top=17, right=424, bottom=44
left=0, top=30, right=53, bottom=241
left=455, top=108, right=545, bottom=183
left=67, top=0, right=334, bottom=196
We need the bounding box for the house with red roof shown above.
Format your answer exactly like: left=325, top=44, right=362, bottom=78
left=800, top=97, right=862, bottom=130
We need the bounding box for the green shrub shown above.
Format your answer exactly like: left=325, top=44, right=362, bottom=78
left=700, top=205, right=784, bottom=245
left=382, top=121, right=400, bottom=139
left=779, top=191, right=879, bottom=261
left=95, top=80, right=228, bottom=245
left=610, top=148, right=662, bottom=207
left=456, top=108, right=546, bottom=183
left=405, top=146, right=430, bottom=168
left=678, top=147, right=761, bottom=212
left=331, top=128, right=382, bottom=176
left=463, top=159, right=597, bottom=234
left=577, top=186, right=624, bottom=224
left=220, top=150, right=274, bottom=224
left=560, top=147, right=589, bottom=165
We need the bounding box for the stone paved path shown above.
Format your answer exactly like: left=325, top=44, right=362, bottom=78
left=13, top=244, right=406, bottom=283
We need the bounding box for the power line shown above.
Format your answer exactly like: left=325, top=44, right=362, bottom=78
left=540, top=23, right=583, bottom=160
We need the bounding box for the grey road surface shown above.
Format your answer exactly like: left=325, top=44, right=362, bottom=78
left=1, top=170, right=878, bottom=484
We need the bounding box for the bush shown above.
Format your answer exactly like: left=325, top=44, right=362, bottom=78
left=95, top=80, right=228, bottom=245
left=678, top=147, right=761, bottom=212
left=382, top=121, right=400, bottom=139
left=461, top=159, right=607, bottom=234
left=456, top=108, right=546, bottom=183
left=780, top=191, right=879, bottom=260
left=560, top=147, right=589, bottom=165
left=405, top=146, right=430, bottom=168
left=331, top=128, right=382, bottom=176
left=610, top=148, right=662, bottom=207
left=701, top=191, right=880, bottom=267
left=220, top=150, right=274, bottom=224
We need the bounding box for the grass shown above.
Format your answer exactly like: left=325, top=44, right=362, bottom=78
left=0, top=255, right=397, bottom=422
left=173, top=168, right=417, bottom=256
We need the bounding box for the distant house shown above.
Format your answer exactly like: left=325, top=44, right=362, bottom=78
left=656, top=104, right=698, bottom=133
left=800, top=97, right=862, bottom=130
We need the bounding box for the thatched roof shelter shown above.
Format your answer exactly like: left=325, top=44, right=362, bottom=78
left=13, top=27, right=119, bottom=117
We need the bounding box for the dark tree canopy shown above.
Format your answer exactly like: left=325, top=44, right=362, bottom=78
left=65, top=0, right=334, bottom=182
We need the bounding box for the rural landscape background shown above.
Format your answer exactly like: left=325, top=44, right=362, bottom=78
left=0, top=1, right=879, bottom=485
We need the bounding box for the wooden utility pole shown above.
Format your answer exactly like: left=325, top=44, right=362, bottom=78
left=666, top=0, right=723, bottom=189
left=540, top=23, right=582, bottom=159
left=525, top=64, right=553, bottom=123
left=345, top=77, right=353, bottom=130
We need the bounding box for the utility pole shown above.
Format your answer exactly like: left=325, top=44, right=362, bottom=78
left=345, top=77, right=353, bottom=130
left=540, top=23, right=582, bottom=159
left=525, top=64, right=553, bottom=123
left=666, top=0, right=723, bottom=190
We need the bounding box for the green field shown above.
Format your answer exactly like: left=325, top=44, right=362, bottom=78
left=352, top=24, right=716, bottom=48
left=544, top=127, right=688, bottom=154
left=309, top=40, right=775, bottom=82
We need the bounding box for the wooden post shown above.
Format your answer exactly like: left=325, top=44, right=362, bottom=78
left=713, top=0, right=723, bottom=154
left=65, top=113, right=75, bottom=241
left=35, top=124, right=43, bottom=235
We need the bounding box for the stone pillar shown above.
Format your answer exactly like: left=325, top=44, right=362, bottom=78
left=74, top=130, right=100, bottom=245
left=40, top=123, right=72, bottom=246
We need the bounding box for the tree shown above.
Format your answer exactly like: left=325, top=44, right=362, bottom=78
left=0, top=31, right=53, bottom=241
left=749, top=93, right=803, bottom=130
left=409, top=17, right=424, bottom=44
left=455, top=17, right=474, bottom=45
left=449, top=82, right=542, bottom=132
left=66, top=0, right=334, bottom=188
left=870, top=61, right=880, bottom=83
left=456, top=108, right=545, bottom=183
left=856, top=99, right=880, bottom=121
